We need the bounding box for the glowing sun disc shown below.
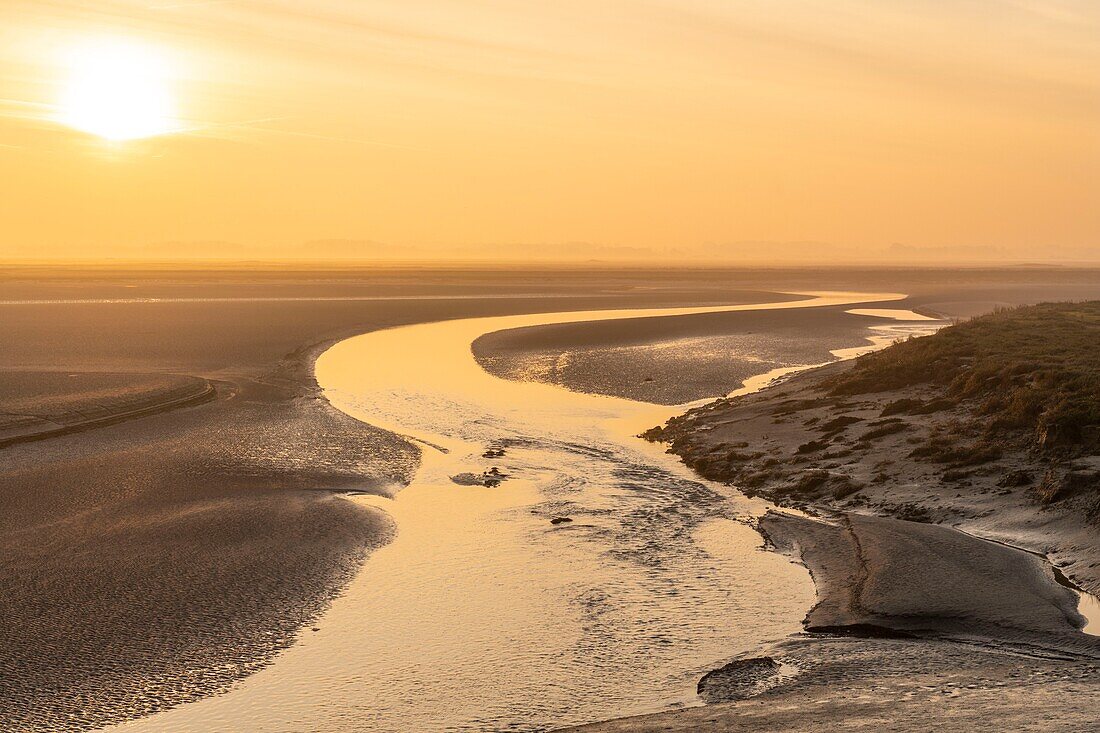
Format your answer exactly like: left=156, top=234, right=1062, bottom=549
left=55, top=40, right=178, bottom=141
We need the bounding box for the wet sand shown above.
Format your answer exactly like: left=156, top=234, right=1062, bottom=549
left=0, top=372, right=215, bottom=446
left=473, top=271, right=1100, bottom=404
left=588, top=318, right=1100, bottom=730
left=567, top=505, right=1100, bottom=732
left=0, top=266, right=789, bottom=731
left=567, top=640, right=1100, bottom=732
left=6, top=265, right=1100, bottom=731
left=473, top=304, right=893, bottom=404
left=0, top=365, right=411, bottom=731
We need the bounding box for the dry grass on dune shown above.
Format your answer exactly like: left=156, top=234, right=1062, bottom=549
left=826, top=301, right=1100, bottom=455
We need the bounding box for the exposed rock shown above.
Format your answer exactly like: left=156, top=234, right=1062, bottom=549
left=893, top=502, right=933, bottom=523
left=697, top=657, right=781, bottom=703
left=451, top=467, right=509, bottom=487
left=831, top=476, right=864, bottom=500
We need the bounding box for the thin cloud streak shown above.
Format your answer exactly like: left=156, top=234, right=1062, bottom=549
left=147, top=0, right=234, bottom=10
left=175, top=116, right=426, bottom=151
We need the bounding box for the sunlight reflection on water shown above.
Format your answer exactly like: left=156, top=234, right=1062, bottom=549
left=112, top=292, right=927, bottom=733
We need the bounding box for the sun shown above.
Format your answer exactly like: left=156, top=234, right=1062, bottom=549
left=55, top=40, right=179, bottom=142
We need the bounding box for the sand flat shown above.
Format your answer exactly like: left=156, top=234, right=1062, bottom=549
left=7, top=266, right=1100, bottom=731
left=0, top=267, right=792, bottom=731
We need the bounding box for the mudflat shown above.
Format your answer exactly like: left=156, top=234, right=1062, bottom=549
left=6, top=265, right=1100, bottom=731
left=473, top=267, right=1100, bottom=404
left=567, top=506, right=1100, bottom=732
left=0, top=265, right=788, bottom=731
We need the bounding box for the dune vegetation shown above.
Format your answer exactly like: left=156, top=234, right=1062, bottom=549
left=827, top=302, right=1100, bottom=455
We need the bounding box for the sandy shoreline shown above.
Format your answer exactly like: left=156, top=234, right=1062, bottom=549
left=580, top=352, right=1100, bottom=730
left=0, top=267, right=797, bottom=731
left=6, top=266, right=1100, bottom=731
left=646, top=356, right=1100, bottom=596
left=472, top=301, right=896, bottom=404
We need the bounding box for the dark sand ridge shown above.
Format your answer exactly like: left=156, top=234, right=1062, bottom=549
left=758, top=512, right=1092, bottom=648
left=0, top=372, right=215, bottom=447
left=0, top=266, right=797, bottom=732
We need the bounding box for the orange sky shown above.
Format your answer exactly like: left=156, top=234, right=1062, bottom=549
left=1, top=1, right=1097, bottom=262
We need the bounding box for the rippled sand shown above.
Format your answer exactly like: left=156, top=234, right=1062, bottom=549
left=0, top=269, right=794, bottom=731
left=111, top=292, right=909, bottom=732
left=7, top=266, right=1100, bottom=731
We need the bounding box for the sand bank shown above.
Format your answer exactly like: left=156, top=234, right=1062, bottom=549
left=591, top=321, right=1100, bottom=730
left=7, top=266, right=1100, bottom=731
left=566, top=505, right=1100, bottom=732
left=472, top=269, right=1100, bottom=405
left=473, top=303, right=900, bottom=404
left=0, top=371, right=215, bottom=447
left=0, top=267, right=790, bottom=731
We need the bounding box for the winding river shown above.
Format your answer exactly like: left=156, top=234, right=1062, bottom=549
left=114, top=291, right=942, bottom=732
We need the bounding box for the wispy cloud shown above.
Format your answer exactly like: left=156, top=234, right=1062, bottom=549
left=175, top=115, right=424, bottom=150
left=146, top=0, right=234, bottom=10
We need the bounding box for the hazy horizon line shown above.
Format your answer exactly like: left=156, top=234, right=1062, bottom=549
left=3, top=256, right=1100, bottom=271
